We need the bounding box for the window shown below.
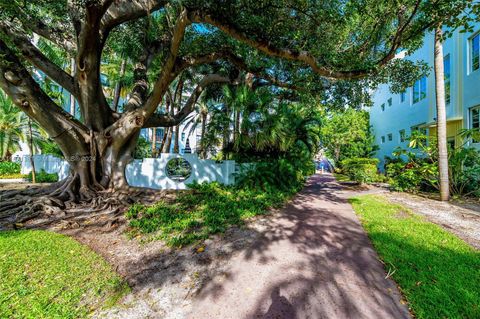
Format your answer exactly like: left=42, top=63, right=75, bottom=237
left=471, top=33, right=479, bottom=72
left=196, top=134, right=201, bottom=142
left=444, top=54, right=451, bottom=105
left=381, top=103, right=385, bottom=111
left=381, top=136, right=385, bottom=144
left=181, top=132, right=185, bottom=141
left=399, top=129, right=406, bottom=142
left=471, top=106, right=479, bottom=143
left=412, top=76, right=427, bottom=104
left=387, top=133, right=393, bottom=141
left=387, top=98, right=392, bottom=107
left=400, top=91, right=406, bottom=103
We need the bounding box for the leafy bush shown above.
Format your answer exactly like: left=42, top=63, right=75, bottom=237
left=133, top=136, right=152, bottom=159
left=0, top=161, right=21, bottom=176
left=386, top=146, right=480, bottom=197
left=341, top=158, right=379, bottom=183
left=126, top=182, right=293, bottom=247
left=39, top=139, right=64, bottom=158
left=386, top=161, right=423, bottom=192
left=27, top=169, right=58, bottom=183
left=235, top=158, right=313, bottom=193
left=449, top=148, right=480, bottom=197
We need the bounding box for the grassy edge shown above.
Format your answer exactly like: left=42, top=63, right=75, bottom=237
left=349, top=195, right=480, bottom=319
left=0, top=230, right=129, bottom=318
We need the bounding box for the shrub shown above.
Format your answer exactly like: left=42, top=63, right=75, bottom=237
left=27, top=169, right=58, bottom=183
left=39, top=139, right=64, bottom=158
left=126, top=181, right=294, bottom=246
left=341, top=158, right=379, bottom=183
left=386, top=161, right=423, bottom=192
left=0, top=161, right=21, bottom=176
left=235, top=158, right=312, bottom=193
left=449, top=148, right=480, bottom=197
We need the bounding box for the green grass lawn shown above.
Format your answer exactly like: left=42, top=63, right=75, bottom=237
left=126, top=182, right=295, bottom=247
left=0, top=230, right=128, bottom=319
left=350, top=195, right=480, bottom=319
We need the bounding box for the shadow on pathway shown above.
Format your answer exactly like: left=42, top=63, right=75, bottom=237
left=189, top=173, right=411, bottom=319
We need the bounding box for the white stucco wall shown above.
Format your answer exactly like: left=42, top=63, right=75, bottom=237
left=21, top=154, right=236, bottom=190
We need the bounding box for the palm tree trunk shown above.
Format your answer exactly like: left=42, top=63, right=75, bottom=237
left=113, top=59, right=126, bottom=112
left=69, top=57, right=76, bottom=116
left=159, top=127, right=169, bottom=153
left=173, top=124, right=180, bottom=153
left=151, top=127, right=157, bottom=157
left=164, top=127, right=173, bottom=153
left=434, top=25, right=449, bottom=201
left=200, top=113, right=207, bottom=158
left=28, top=119, right=36, bottom=183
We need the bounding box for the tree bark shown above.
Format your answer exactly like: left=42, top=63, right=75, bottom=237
left=434, top=25, right=450, bottom=201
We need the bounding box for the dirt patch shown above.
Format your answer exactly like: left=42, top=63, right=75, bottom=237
left=394, top=210, right=411, bottom=219
left=384, top=192, right=480, bottom=250
left=19, top=194, right=277, bottom=319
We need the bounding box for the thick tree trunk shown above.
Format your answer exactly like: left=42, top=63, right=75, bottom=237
left=434, top=26, right=450, bottom=201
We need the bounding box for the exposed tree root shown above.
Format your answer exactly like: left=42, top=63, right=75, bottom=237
left=0, top=178, right=169, bottom=230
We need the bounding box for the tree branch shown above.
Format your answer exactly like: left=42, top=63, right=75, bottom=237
left=15, top=9, right=76, bottom=53
left=188, top=11, right=371, bottom=80
left=0, top=22, right=79, bottom=98
left=138, top=8, right=190, bottom=118
left=101, top=0, right=169, bottom=35
left=0, top=39, right=90, bottom=157
left=143, top=74, right=233, bottom=127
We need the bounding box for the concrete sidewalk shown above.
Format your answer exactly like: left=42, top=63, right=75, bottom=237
left=189, top=173, right=410, bottom=319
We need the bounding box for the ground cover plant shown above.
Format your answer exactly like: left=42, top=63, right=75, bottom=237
left=0, top=230, right=127, bottom=318
left=126, top=180, right=298, bottom=247
left=350, top=195, right=480, bottom=319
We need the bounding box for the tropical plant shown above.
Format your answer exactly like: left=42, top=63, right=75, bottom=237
left=0, top=91, right=44, bottom=161
left=320, top=109, right=378, bottom=165
left=341, top=158, right=379, bottom=184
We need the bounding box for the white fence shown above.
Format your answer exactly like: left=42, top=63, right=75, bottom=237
left=21, top=154, right=236, bottom=190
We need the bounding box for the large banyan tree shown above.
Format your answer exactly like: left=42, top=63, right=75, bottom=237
left=0, top=0, right=465, bottom=219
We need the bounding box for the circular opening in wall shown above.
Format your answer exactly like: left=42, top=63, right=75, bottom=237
left=166, top=158, right=192, bottom=181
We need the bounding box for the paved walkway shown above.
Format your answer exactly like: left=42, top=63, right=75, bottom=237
left=190, top=174, right=410, bottom=319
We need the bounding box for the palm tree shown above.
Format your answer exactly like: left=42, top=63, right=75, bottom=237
left=0, top=91, right=45, bottom=178
left=182, top=100, right=210, bottom=157
left=0, top=91, right=24, bottom=160
left=434, top=25, right=450, bottom=201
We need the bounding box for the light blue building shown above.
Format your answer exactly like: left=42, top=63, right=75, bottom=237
left=370, top=23, right=480, bottom=169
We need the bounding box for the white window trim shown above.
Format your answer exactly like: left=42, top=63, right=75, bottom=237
left=469, top=32, right=480, bottom=74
